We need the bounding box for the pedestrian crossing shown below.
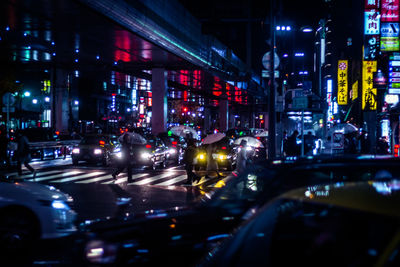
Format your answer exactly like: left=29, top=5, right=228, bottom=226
left=9, top=169, right=199, bottom=187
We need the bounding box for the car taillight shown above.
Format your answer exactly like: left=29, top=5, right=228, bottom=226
left=99, top=140, right=105, bottom=146
left=394, top=144, right=399, bottom=157
left=172, top=141, right=177, bottom=147
left=146, top=144, right=152, bottom=148
left=221, top=146, right=226, bottom=150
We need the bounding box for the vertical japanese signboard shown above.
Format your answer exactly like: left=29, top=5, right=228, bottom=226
left=381, top=0, right=400, bottom=51
left=362, top=61, right=377, bottom=110
left=352, top=81, right=359, bottom=101
left=337, top=60, right=348, bottom=105
left=364, top=0, right=380, bottom=59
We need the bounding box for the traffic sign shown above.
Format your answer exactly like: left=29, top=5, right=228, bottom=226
left=2, top=92, right=15, bottom=106
left=262, top=70, right=279, bottom=78
left=2, top=106, right=15, bottom=112
left=292, top=96, right=308, bottom=109
left=262, top=52, right=280, bottom=70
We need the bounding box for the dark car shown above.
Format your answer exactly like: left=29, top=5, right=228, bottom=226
left=200, top=179, right=400, bottom=267
left=80, top=155, right=400, bottom=266
left=71, top=134, right=118, bottom=166
left=157, top=132, right=186, bottom=165
left=17, top=127, right=60, bottom=160
left=194, top=137, right=237, bottom=171
left=112, top=134, right=169, bottom=170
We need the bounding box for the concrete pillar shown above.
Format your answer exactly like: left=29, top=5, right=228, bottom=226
left=152, top=68, right=167, bottom=134
left=219, top=96, right=228, bottom=132
left=204, top=107, right=211, bottom=132
left=53, top=69, right=69, bottom=134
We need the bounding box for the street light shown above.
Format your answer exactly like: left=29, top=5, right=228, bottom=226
left=24, top=91, right=31, bottom=97
left=32, top=99, right=38, bottom=104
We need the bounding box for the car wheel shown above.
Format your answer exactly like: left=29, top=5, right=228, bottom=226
left=0, top=208, right=40, bottom=255
left=72, top=159, right=79, bottom=165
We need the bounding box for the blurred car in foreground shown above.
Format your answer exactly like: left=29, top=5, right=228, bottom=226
left=200, top=178, right=400, bottom=266
left=79, top=155, right=400, bottom=266
left=0, top=177, right=76, bottom=257
left=71, top=134, right=118, bottom=166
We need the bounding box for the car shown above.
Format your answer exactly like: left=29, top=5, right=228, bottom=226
left=200, top=178, right=400, bottom=266
left=194, top=137, right=237, bottom=171
left=0, top=177, right=77, bottom=257
left=79, top=155, right=400, bottom=266
left=71, top=134, right=119, bottom=166
left=157, top=132, right=186, bottom=165
left=112, top=134, right=170, bottom=170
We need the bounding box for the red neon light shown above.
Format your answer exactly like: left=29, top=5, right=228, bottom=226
left=146, top=144, right=152, bottom=148
left=395, top=144, right=399, bottom=157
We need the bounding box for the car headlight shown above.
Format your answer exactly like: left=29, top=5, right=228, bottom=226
left=94, top=149, right=102, bottom=155
left=245, top=146, right=252, bottom=151
left=72, top=148, right=80, bottom=154
left=116, top=152, right=123, bottom=159
left=85, top=240, right=118, bottom=264
left=198, top=153, right=206, bottom=160
left=141, top=152, right=151, bottom=159
left=218, top=154, right=227, bottom=160
left=169, top=148, right=177, bottom=155
left=52, top=200, right=70, bottom=210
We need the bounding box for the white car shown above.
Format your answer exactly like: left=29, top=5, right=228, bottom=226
left=0, top=178, right=77, bottom=252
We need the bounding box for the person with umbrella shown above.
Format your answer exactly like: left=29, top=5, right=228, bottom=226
left=112, top=128, right=138, bottom=182
left=203, top=133, right=225, bottom=179
left=235, top=139, right=248, bottom=174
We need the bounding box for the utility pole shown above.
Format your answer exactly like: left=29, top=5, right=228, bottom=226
left=268, top=0, right=276, bottom=159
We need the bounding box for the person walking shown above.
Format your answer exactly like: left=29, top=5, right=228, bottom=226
left=358, top=130, right=369, bottom=154
left=112, top=132, right=134, bottom=182
left=285, top=130, right=300, bottom=156
left=16, top=130, right=36, bottom=178
left=235, top=139, right=248, bottom=174
left=183, top=139, right=198, bottom=185
left=0, top=125, right=10, bottom=169
left=205, top=143, right=221, bottom=179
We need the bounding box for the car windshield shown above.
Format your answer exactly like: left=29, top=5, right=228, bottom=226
left=80, top=137, right=104, bottom=145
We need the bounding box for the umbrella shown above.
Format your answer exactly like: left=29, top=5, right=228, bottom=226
left=329, top=123, right=358, bottom=135
left=234, top=136, right=264, bottom=148
left=119, top=132, right=147, bottom=144
left=170, top=125, right=199, bottom=139
left=203, top=133, right=226, bottom=144
left=255, top=130, right=268, bottom=137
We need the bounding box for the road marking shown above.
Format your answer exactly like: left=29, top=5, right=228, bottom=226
left=81, top=173, right=146, bottom=184
left=32, top=171, right=83, bottom=182
left=6, top=170, right=60, bottom=179
left=52, top=171, right=105, bottom=183
left=156, top=174, right=187, bottom=186
left=129, top=172, right=176, bottom=185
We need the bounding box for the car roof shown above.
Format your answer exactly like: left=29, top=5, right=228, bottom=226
left=280, top=179, right=400, bottom=218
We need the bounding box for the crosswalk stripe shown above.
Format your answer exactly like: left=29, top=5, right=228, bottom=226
left=8, top=170, right=61, bottom=179
left=51, top=172, right=105, bottom=183
left=82, top=173, right=148, bottom=184
left=156, top=174, right=187, bottom=186
left=32, top=171, right=82, bottom=182
left=113, top=173, right=149, bottom=184
left=129, top=172, right=176, bottom=185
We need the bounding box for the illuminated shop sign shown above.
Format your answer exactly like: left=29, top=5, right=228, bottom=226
left=364, top=35, right=380, bottom=59
left=365, top=0, right=379, bottom=10
left=381, top=22, right=400, bottom=51
left=337, top=60, right=348, bottom=105
left=364, top=10, right=380, bottom=35
left=352, top=81, right=359, bottom=101
left=382, top=0, right=399, bottom=22
left=362, top=61, right=377, bottom=110
left=389, top=64, right=400, bottom=92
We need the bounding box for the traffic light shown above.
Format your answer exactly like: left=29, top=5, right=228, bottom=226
left=183, top=107, right=188, bottom=112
